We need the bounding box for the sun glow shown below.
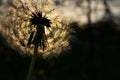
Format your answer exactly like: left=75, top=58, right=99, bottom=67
left=1, top=0, right=69, bottom=58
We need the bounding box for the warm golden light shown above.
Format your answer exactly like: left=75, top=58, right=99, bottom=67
left=1, top=0, right=69, bottom=58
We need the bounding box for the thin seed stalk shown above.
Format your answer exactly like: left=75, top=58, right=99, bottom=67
left=26, top=45, right=38, bottom=80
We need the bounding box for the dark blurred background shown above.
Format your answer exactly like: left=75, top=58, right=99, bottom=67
left=0, top=0, right=120, bottom=80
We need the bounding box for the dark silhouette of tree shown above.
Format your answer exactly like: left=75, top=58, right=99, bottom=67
left=102, top=0, right=113, bottom=20
left=86, top=0, right=96, bottom=80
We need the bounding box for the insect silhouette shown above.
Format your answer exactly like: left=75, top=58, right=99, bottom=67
left=27, top=11, right=51, bottom=50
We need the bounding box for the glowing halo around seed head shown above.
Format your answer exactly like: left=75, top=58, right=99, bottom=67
left=2, top=0, right=69, bottom=58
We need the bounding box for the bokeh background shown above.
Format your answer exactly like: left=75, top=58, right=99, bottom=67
left=0, top=0, right=120, bottom=80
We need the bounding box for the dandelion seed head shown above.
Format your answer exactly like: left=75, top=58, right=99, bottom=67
left=0, top=0, right=69, bottom=58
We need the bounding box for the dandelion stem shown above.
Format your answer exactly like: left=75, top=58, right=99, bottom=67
left=26, top=45, right=38, bottom=80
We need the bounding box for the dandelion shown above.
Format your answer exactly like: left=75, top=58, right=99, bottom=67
left=1, top=0, right=69, bottom=57
left=0, top=0, right=69, bottom=80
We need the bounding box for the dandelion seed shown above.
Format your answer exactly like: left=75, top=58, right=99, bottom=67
left=1, top=0, right=69, bottom=58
